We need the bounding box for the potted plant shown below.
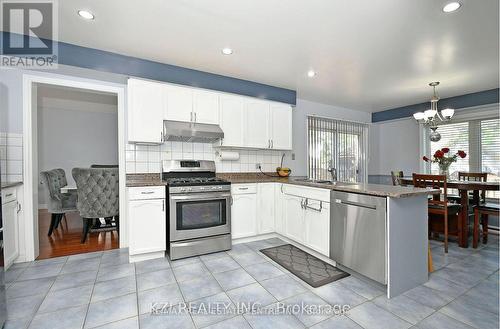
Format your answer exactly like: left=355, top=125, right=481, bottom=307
left=422, top=148, right=467, bottom=179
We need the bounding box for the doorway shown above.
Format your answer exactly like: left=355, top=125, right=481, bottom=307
left=36, top=84, right=119, bottom=259
left=23, top=74, right=127, bottom=261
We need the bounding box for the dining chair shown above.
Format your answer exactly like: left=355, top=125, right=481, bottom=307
left=391, top=171, right=404, bottom=186
left=40, top=169, right=78, bottom=236
left=459, top=172, right=488, bottom=204
left=473, top=203, right=499, bottom=248
left=72, top=167, right=119, bottom=243
left=413, top=174, right=461, bottom=253
left=90, top=165, right=119, bottom=225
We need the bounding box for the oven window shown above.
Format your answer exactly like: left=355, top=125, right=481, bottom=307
left=176, top=199, right=226, bottom=230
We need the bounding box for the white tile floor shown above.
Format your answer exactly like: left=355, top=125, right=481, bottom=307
left=3, top=235, right=499, bottom=329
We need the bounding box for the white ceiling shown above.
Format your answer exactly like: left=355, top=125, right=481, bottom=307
left=57, top=0, right=499, bottom=112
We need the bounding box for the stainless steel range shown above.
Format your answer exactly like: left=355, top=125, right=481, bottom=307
left=163, top=160, right=231, bottom=260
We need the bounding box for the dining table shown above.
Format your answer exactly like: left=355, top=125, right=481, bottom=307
left=401, top=177, right=499, bottom=248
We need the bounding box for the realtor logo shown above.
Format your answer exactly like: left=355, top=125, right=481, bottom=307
left=1, top=0, right=58, bottom=68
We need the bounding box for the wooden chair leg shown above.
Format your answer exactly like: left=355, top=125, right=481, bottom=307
left=473, top=207, right=480, bottom=248
left=481, top=214, right=489, bottom=244
left=428, top=242, right=434, bottom=273
left=81, top=218, right=91, bottom=243
left=444, top=211, right=449, bottom=253
left=47, top=213, right=57, bottom=236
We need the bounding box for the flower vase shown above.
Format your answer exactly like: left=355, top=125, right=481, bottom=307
left=439, top=163, right=451, bottom=179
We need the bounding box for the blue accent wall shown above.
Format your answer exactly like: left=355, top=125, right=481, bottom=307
left=1, top=32, right=296, bottom=105
left=372, top=88, right=499, bottom=122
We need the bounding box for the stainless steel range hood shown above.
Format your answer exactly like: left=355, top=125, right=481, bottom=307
left=163, top=120, right=224, bottom=143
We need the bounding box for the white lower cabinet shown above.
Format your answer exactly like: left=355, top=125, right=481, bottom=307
left=128, top=187, right=166, bottom=258
left=283, top=194, right=305, bottom=243
left=274, top=184, right=285, bottom=235
left=2, top=189, right=19, bottom=269
left=231, top=193, right=257, bottom=239
left=257, top=183, right=275, bottom=234
left=303, top=200, right=330, bottom=256
left=228, top=183, right=331, bottom=257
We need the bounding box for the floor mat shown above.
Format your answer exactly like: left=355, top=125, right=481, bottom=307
left=260, top=244, right=349, bottom=287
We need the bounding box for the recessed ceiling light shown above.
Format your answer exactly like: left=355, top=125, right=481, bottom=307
left=78, top=10, right=95, bottom=20
left=307, top=70, right=316, bottom=78
left=221, top=48, right=233, bottom=55
left=443, top=2, right=461, bottom=12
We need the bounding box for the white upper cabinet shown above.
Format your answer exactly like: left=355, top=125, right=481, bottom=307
left=164, top=84, right=193, bottom=122
left=164, top=85, right=219, bottom=124
left=270, top=103, right=293, bottom=150
left=193, top=90, right=219, bottom=124
left=219, top=95, right=245, bottom=147
left=221, top=98, right=293, bottom=150
left=245, top=100, right=270, bottom=149
left=127, top=78, right=164, bottom=143
left=128, top=78, right=293, bottom=148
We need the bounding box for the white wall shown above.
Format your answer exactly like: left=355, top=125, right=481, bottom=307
left=289, top=98, right=371, bottom=176
left=0, top=69, right=24, bottom=134
left=369, top=118, right=421, bottom=178
left=37, top=86, right=118, bottom=206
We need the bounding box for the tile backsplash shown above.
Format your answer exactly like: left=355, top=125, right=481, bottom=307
left=0, top=132, right=23, bottom=183
left=126, top=141, right=290, bottom=174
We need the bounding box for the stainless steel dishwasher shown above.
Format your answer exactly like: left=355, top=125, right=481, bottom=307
left=330, top=191, right=387, bottom=284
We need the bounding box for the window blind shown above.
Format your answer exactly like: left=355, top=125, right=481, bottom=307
left=430, top=122, right=470, bottom=178
left=428, top=117, right=499, bottom=199
left=307, top=116, right=368, bottom=182
left=481, top=119, right=500, bottom=198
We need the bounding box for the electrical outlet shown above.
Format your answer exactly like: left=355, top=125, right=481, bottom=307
left=256, top=163, right=261, bottom=170
left=291, top=153, right=295, bottom=160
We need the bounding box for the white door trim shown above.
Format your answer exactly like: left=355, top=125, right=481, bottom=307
left=22, top=73, right=127, bottom=261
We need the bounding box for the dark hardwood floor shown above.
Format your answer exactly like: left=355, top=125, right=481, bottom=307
left=37, top=209, right=119, bottom=260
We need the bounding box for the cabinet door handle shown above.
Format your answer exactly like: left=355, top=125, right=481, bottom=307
left=5, top=193, right=13, bottom=197
left=238, top=187, right=249, bottom=190
left=162, top=200, right=165, bottom=211
left=194, top=112, right=197, bottom=122
left=190, top=112, right=193, bottom=122
left=230, top=196, right=233, bottom=205
left=271, top=140, right=273, bottom=148
left=160, top=132, right=163, bottom=142
left=141, top=191, right=155, bottom=194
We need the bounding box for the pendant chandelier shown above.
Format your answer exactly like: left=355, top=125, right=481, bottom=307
left=413, top=82, right=455, bottom=142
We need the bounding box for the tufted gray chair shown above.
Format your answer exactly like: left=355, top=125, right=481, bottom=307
left=72, top=167, right=120, bottom=243
left=40, top=169, right=78, bottom=236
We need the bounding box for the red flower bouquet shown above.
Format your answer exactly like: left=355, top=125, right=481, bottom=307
left=422, top=148, right=467, bottom=178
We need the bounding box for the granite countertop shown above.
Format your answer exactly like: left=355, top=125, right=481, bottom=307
left=1, top=181, right=23, bottom=189
left=126, top=173, right=166, bottom=187
left=217, top=173, right=439, bottom=198
left=126, top=173, right=439, bottom=198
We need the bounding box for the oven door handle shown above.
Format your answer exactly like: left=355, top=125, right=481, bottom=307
left=170, top=193, right=231, bottom=201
